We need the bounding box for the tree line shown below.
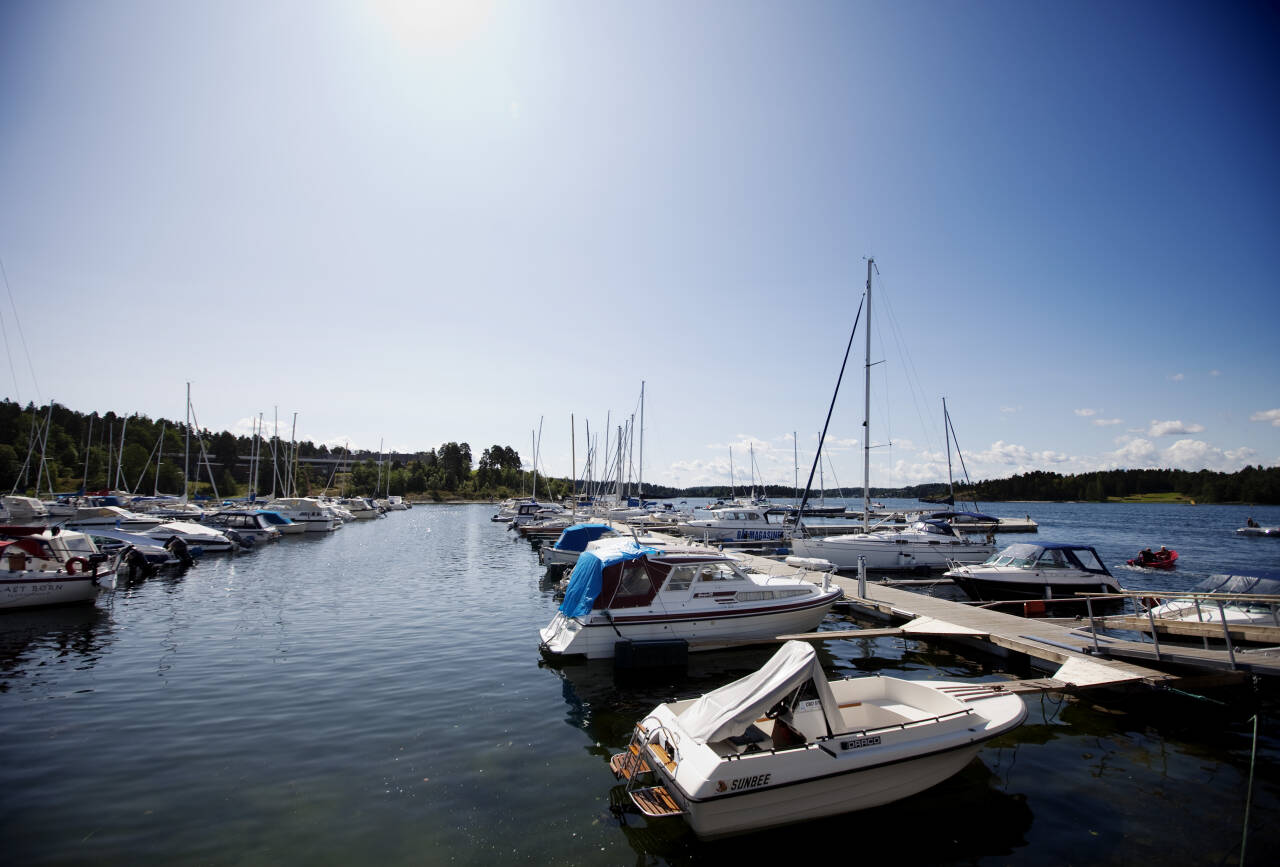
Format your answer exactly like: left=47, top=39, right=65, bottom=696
left=0, top=400, right=547, bottom=501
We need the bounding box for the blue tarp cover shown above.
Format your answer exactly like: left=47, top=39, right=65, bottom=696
left=553, top=523, right=613, bottom=551
left=558, top=539, right=657, bottom=617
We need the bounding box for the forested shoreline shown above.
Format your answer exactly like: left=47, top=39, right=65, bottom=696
left=3, top=400, right=1276, bottom=503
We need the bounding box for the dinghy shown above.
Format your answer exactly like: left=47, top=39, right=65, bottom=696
left=610, top=641, right=1027, bottom=838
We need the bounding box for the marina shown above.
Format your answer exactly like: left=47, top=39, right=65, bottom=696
left=1, top=499, right=1277, bottom=864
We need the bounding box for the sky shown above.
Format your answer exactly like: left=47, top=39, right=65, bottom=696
left=2, top=0, right=1278, bottom=491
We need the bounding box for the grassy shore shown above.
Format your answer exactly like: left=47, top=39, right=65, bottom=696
left=1105, top=492, right=1197, bottom=504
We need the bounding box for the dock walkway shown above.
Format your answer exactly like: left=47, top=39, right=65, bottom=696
left=617, top=525, right=1279, bottom=688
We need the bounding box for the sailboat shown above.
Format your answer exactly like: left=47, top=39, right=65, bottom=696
left=789, top=261, right=996, bottom=572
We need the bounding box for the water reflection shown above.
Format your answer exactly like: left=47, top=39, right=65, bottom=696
left=0, top=605, right=114, bottom=690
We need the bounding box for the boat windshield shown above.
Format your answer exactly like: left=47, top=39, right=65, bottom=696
left=985, top=543, right=1042, bottom=567
left=695, top=562, right=743, bottom=582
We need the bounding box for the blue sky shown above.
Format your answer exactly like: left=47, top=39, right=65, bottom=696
left=2, top=1, right=1278, bottom=490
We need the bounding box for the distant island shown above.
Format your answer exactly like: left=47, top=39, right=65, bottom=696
left=3, top=399, right=1277, bottom=504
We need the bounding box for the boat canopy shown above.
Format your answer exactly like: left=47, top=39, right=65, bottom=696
left=558, top=539, right=656, bottom=617
left=676, top=641, right=842, bottom=745
left=1190, top=571, right=1280, bottom=597
left=991, top=542, right=1110, bottom=574
left=552, top=523, right=614, bottom=552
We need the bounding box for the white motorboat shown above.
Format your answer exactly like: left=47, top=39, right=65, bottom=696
left=1145, top=571, right=1280, bottom=627
left=2, top=495, right=50, bottom=523
left=538, top=522, right=620, bottom=568
left=142, top=521, right=237, bottom=552
left=945, top=542, right=1121, bottom=602
left=0, top=529, right=117, bottom=609
left=338, top=497, right=382, bottom=520
left=610, top=641, right=1027, bottom=839
left=1236, top=524, right=1280, bottom=537
left=674, top=508, right=786, bottom=543
left=539, top=539, right=842, bottom=659
left=791, top=519, right=995, bottom=572
left=65, top=505, right=163, bottom=532
left=255, top=509, right=307, bottom=535
left=262, top=498, right=339, bottom=532
left=201, top=510, right=283, bottom=544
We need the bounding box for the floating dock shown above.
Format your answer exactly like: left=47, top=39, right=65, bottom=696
left=610, top=525, right=1277, bottom=690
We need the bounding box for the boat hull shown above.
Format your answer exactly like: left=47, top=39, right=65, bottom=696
left=540, top=594, right=841, bottom=659
left=662, top=741, right=985, bottom=839
left=0, top=571, right=106, bottom=610
left=949, top=573, right=1119, bottom=602
left=789, top=536, right=992, bottom=571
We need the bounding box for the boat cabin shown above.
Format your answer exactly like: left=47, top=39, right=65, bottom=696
left=982, top=542, right=1111, bottom=574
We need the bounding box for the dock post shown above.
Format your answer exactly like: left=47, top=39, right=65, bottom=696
left=1145, top=602, right=1163, bottom=661
left=1085, top=597, right=1100, bottom=654
left=1216, top=601, right=1238, bottom=670
left=857, top=556, right=867, bottom=599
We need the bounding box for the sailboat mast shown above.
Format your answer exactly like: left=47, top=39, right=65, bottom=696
left=943, top=397, right=955, bottom=504
left=183, top=382, right=191, bottom=503
left=638, top=381, right=644, bottom=501
left=862, top=257, right=873, bottom=532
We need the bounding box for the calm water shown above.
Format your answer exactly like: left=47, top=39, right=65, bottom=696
left=2, top=501, right=1278, bottom=865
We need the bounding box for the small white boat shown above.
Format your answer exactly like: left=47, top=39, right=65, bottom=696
left=539, top=539, right=842, bottom=659
left=142, top=521, right=237, bottom=552
left=674, top=507, right=785, bottom=543
left=791, top=519, right=995, bottom=572
left=538, top=522, right=620, bottom=568
left=1236, top=524, right=1280, bottom=537
left=66, top=505, right=163, bottom=532
left=945, top=542, right=1121, bottom=602
left=201, top=510, right=282, bottom=544
left=255, top=510, right=307, bottom=535
left=611, top=641, right=1027, bottom=839
left=2, top=495, right=50, bottom=523
left=262, top=498, right=339, bottom=532
left=0, top=529, right=117, bottom=609
left=1145, top=571, right=1280, bottom=627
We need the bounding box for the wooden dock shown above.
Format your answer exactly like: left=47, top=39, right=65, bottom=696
left=612, top=525, right=1279, bottom=689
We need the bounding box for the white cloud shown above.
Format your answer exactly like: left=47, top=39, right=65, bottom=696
left=1162, top=439, right=1255, bottom=471
left=1209, top=369, right=1221, bottom=377
left=1250, top=409, right=1280, bottom=427
left=1110, top=438, right=1159, bottom=466
left=1092, top=418, right=1123, bottom=426
left=1168, top=373, right=1184, bottom=382
left=1148, top=419, right=1205, bottom=437
left=1074, top=408, right=1098, bottom=417
left=1000, top=406, right=1019, bottom=415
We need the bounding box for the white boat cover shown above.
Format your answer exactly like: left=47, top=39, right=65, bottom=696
left=676, top=641, right=842, bottom=745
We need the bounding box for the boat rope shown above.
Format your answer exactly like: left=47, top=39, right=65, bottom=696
left=1241, top=713, right=1258, bottom=866
left=1156, top=684, right=1227, bottom=707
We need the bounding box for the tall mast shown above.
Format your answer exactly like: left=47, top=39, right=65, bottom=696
left=862, top=257, right=873, bottom=531
left=637, top=381, right=644, bottom=501
left=183, top=382, right=191, bottom=503
left=943, top=397, right=955, bottom=505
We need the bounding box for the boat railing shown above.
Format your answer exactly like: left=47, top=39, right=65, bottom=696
left=1077, top=590, right=1280, bottom=670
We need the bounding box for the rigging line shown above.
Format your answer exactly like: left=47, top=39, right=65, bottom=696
left=794, top=294, right=865, bottom=525
left=0, top=258, right=39, bottom=402
left=873, top=269, right=943, bottom=460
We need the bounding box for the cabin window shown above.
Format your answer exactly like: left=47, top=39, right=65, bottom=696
left=664, top=566, right=696, bottom=592
left=1072, top=548, right=1106, bottom=572
left=695, top=562, right=740, bottom=582
left=1036, top=549, right=1067, bottom=568
left=617, top=562, right=652, bottom=597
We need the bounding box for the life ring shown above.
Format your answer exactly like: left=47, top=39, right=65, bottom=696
left=66, top=556, right=90, bottom=575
